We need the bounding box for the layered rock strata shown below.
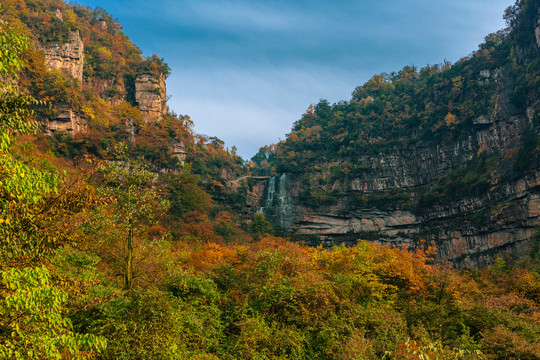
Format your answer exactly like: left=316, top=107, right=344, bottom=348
left=257, top=111, right=539, bottom=268
left=44, top=30, right=84, bottom=83
left=46, top=106, right=85, bottom=133
left=43, top=30, right=85, bottom=133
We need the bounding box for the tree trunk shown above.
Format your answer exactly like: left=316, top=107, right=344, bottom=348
left=124, top=186, right=134, bottom=290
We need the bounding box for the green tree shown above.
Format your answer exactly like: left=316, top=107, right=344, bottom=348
left=249, top=213, right=273, bottom=240
left=0, top=267, right=106, bottom=359
left=0, top=20, right=60, bottom=259
left=89, top=143, right=170, bottom=290
left=0, top=21, right=106, bottom=358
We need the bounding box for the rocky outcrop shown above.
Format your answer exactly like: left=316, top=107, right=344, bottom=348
left=227, top=176, right=270, bottom=223
left=268, top=168, right=539, bottom=268
left=44, top=30, right=84, bottom=83
left=42, top=31, right=170, bottom=135
left=171, top=141, right=187, bottom=165
left=126, top=119, right=135, bottom=143
left=46, top=106, right=85, bottom=133
left=90, top=78, right=126, bottom=105
left=43, top=30, right=85, bottom=133
left=135, top=74, right=167, bottom=121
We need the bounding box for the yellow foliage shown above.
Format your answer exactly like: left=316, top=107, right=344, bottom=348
left=81, top=105, right=95, bottom=120
left=444, top=112, right=458, bottom=129
left=189, top=242, right=237, bottom=272
left=65, top=9, right=77, bottom=25
left=287, top=133, right=299, bottom=142
left=98, top=46, right=112, bottom=60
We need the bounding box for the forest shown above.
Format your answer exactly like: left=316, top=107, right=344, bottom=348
left=0, top=0, right=539, bottom=358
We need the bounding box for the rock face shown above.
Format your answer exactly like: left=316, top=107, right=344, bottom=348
left=90, top=78, right=126, bottom=105
left=46, top=106, right=85, bottom=133
left=44, top=30, right=84, bottom=83
left=135, top=74, right=167, bottom=122
left=41, top=29, right=170, bottom=136
left=171, top=141, right=187, bottom=165
left=257, top=74, right=539, bottom=267
left=43, top=30, right=85, bottom=133
left=227, top=176, right=270, bottom=224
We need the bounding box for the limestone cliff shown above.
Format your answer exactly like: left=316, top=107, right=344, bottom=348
left=40, top=15, right=170, bottom=129
left=41, top=30, right=169, bottom=135
left=257, top=104, right=539, bottom=267
left=257, top=156, right=539, bottom=268
left=90, top=78, right=126, bottom=106
left=43, top=30, right=86, bottom=133
left=45, top=106, right=85, bottom=133
left=44, top=30, right=84, bottom=83
left=135, top=74, right=167, bottom=122
left=227, top=176, right=270, bottom=223
left=171, top=140, right=187, bottom=165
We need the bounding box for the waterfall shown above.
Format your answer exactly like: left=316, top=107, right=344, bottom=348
left=277, top=173, right=294, bottom=228
left=259, top=174, right=294, bottom=229
left=265, top=176, right=276, bottom=208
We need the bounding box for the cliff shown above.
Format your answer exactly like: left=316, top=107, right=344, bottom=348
left=135, top=73, right=167, bottom=121
left=90, top=77, right=127, bottom=106
left=46, top=106, right=85, bottom=133
left=44, top=30, right=84, bottom=83
left=37, top=11, right=169, bottom=132
left=42, top=30, right=85, bottom=133
left=257, top=147, right=539, bottom=268
left=251, top=1, right=540, bottom=267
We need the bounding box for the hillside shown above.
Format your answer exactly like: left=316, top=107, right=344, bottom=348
left=0, top=0, right=539, bottom=358
left=250, top=0, right=540, bottom=267
left=0, top=0, right=253, bottom=231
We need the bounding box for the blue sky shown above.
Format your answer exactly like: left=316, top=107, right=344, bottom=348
left=73, top=0, right=512, bottom=159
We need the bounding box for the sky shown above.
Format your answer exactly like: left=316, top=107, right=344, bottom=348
left=73, top=0, right=512, bottom=159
